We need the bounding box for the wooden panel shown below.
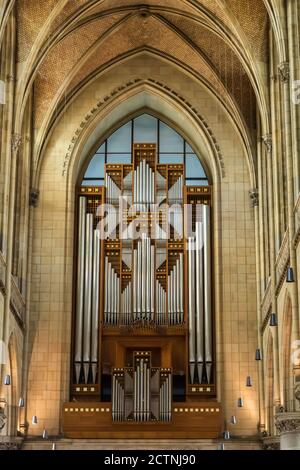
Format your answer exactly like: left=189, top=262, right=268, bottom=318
left=62, top=402, right=222, bottom=439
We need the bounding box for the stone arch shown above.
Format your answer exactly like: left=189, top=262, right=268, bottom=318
left=67, top=88, right=222, bottom=189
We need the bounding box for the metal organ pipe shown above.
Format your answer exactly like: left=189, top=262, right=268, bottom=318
left=203, top=205, right=213, bottom=383
left=91, top=229, right=101, bottom=383
left=142, top=236, right=146, bottom=318
left=121, top=282, right=132, bottom=325
left=133, top=357, right=151, bottom=422
left=195, top=221, right=204, bottom=384
left=133, top=237, right=155, bottom=322
left=104, top=258, right=120, bottom=325
left=156, top=281, right=167, bottom=325
left=168, top=255, right=184, bottom=325
left=133, top=160, right=155, bottom=210
left=146, top=238, right=151, bottom=318
left=106, top=174, right=120, bottom=205
left=142, top=160, right=148, bottom=204
left=159, top=373, right=172, bottom=422
left=75, top=197, right=86, bottom=383
left=188, top=238, right=196, bottom=383
left=151, top=244, right=155, bottom=320
left=188, top=209, right=212, bottom=385
left=112, top=373, right=125, bottom=422
left=83, top=214, right=93, bottom=384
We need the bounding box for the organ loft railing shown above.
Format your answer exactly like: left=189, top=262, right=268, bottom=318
left=71, top=143, right=214, bottom=424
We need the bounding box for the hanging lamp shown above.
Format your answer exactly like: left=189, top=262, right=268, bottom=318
left=4, top=375, right=10, bottom=386
left=255, top=349, right=262, bottom=361
left=270, top=313, right=278, bottom=327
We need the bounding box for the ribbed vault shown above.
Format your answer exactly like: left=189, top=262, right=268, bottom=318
left=13, top=0, right=275, bottom=169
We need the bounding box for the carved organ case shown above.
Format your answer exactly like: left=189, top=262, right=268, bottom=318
left=64, top=143, right=222, bottom=438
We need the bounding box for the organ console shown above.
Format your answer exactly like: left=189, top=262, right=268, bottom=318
left=63, top=143, right=222, bottom=438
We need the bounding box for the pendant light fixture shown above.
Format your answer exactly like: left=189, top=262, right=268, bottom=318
left=32, top=415, right=38, bottom=425
left=286, top=267, right=295, bottom=283
left=224, top=430, right=230, bottom=440
left=270, top=313, right=278, bottom=327
left=230, top=415, right=237, bottom=425
left=4, top=374, right=11, bottom=385
left=246, top=376, right=253, bottom=387
left=255, top=349, right=262, bottom=361
left=42, top=429, right=48, bottom=439
left=218, top=443, right=225, bottom=450
left=237, top=397, right=244, bottom=408
left=52, top=443, right=56, bottom=451
left=18, top=397, right=25, bottom=408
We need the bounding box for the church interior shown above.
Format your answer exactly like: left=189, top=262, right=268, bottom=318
left=0, top=0, right=300, bottom=451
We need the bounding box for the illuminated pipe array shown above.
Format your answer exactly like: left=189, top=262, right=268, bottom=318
left=104, top=257, right=121, bottom=325
left=112, top=372, right=125, bottom=422
left=106, top=174, right=121, bottom=205
left=168, top=253, right=184, bottom=325
left=188, top=206, right=212, bottom=384
left=133, top=357, right=151, bottom=422
left=134, top=160, right=155, bottom=210
left=170, top=206, right=183, bottom=240
left=156, top=281, right=167, bottom=325
left=75, top=198, right=100, bottom=384
left=159, top=372, right=172, bottom=422
left=168, top=175, right=183, bottom=205
left=133, top=235, right=155, bottom=321
left=121, top=282, right=132, bottom=325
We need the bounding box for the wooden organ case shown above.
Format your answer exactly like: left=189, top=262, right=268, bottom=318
left=63, top=144, right=222, bottom=438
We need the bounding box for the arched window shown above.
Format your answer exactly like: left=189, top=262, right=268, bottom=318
left=81, top=114, right=209, bottom=187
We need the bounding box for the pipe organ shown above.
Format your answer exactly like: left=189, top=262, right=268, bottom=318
left=188, top=212, right=212, bottom=385
left=65, top=143, right=221, bottom=439
left=112, top=352, right=172, bottom=423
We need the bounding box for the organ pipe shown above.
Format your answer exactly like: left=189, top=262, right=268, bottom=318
left=156, top=281, right=167, bottom=325
left=133, top=357, right=151, bottom=422
left=75, top=198, right=102, bottom=385
left=159, top=372, right=172, bottom=422
left=133, top=236, right=155, bottom=321
left=104, top=258, right=120, bottom=325
left=195, top=221, right=204, bottom=384
left=168, top=254, right=184, bottom=325
left=75, top=197, right=86, bottom=383
left=112, top=372, right=125, bottom=422
left=111, top=353, right=173, bottom=423
left=91, top=229, right=101, bottom=383
left=188, top=208, right=212, bottom=384
left=83, top=214, right=93, bottom=384
left=168, top=175, right=183, bottom=205
left=203, top=205, right=213, bottom=383
left=134, top=160, right=155, bottom=210
left=188, top=237, right=196, bottom=383
left=121, top=282, right=132, bottom=325
left=106, top=174, right=120, bottom=205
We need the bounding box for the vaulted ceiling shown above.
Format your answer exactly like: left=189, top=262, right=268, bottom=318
left=12, top=0, right=272, bottom=150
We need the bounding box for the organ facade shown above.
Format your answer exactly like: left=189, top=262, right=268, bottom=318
left=63, top=130, right=221, bottom=438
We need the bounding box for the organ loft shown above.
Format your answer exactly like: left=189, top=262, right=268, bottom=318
left=64, top=135, right=221, bottom=438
